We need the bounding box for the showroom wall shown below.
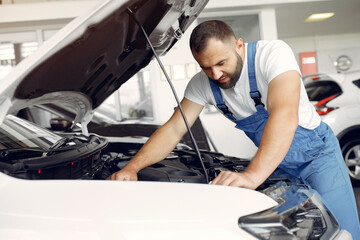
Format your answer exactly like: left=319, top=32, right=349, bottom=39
left=284, top=33, right=360, bottom=73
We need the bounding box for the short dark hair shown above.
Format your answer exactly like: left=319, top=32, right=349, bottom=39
left=189, top=20, right=236, bottom=53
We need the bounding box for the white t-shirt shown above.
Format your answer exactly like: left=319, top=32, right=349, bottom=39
left=184, top=40, right=321, bottom=129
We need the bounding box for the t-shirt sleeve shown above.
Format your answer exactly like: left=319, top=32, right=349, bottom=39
left=184, top=72, right=209, bottom=106
left=258, top=40, right=301, bottom=84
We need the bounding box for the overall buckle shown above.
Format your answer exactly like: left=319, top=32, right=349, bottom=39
left=218, top=104, right=231, bottom=114
left=250, top=91, right=265, bottom=107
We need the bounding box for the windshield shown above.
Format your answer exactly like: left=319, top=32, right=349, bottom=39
left=0, top=115, right=62, bottom=151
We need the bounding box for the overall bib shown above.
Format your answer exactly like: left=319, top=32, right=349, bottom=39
left=209, top=42, right=360, bottom=238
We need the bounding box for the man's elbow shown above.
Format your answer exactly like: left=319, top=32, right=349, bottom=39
left=272, top=108, right=299, bottom=131
left=288, top=111, right=299, bottom=131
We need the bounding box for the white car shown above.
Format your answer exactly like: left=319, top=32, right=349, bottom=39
left=304, top=71, right=360, bottom=181
left=0, top=0, right=351, bottom=239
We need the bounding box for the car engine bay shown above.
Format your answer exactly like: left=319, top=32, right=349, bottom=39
left=98, top=142, right=250, bottom=184
left=1, top=133, right=286, bottom=192
left=2, top=134, right=250, bottom=183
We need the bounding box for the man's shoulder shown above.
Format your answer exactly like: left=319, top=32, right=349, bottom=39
left=187, top=71, right=209, bottom=91
left=194, top=70, right=207, bottom=78
left=255, top=40, right=294, bottom=62
left=256, top=39, right=289, bottom=50
left=185, top=70, right=211, bottom=106
left=189, top=71, right=208, bottom=84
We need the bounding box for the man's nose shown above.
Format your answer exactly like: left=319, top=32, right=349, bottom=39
left=211, top=67, right=222, bottom=80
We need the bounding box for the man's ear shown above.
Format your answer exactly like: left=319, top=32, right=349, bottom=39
left=235, top=38, right=243, bottom=50
left=235, top=38, right=244, bottom=57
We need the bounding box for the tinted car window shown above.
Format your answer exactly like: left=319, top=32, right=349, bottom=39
left=0, top=115, right=61, bottom=151
left=352, top=79, right=360, bottom=88
left=305, top=80, right=342, bottom=101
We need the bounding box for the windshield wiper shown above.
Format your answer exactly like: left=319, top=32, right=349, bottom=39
left=0, top=147, right=44, bottom=156
left=0, top=147, right=44, bottom=163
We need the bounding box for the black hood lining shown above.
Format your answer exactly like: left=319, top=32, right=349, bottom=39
left=15, top=0, right=171, bottom=108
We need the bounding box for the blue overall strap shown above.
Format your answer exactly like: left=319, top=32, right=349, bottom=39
left=208, top=79, right=237, bottom=121
left=247, top=41, right=264, bottom=107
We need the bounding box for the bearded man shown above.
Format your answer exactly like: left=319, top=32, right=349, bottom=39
left=108, top=20, right=360, bottom=238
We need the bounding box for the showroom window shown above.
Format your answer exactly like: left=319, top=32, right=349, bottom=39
left=101, top=69, right=154, bottom=122
left=120, top=69, right=153, bottom=120
left=20, top=42, right=39, bottom=59
left=0, top=43, right=15, bottom=79
left=0, top=41, right=39, bottom=79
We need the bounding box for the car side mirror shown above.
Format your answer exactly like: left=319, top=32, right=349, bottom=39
left=50, top=118, right=72, bottom=131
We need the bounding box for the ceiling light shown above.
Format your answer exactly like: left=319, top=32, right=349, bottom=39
left=305, top=12, right=335, bottom=22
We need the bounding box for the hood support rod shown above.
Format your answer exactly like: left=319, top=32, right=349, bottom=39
left=127, top=8, right=209, bottom=184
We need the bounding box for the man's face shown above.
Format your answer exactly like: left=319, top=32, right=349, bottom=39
left=192, top=37, right=244, bottom=89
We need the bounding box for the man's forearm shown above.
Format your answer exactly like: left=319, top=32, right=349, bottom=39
left=245, top=109, right=298, bottom=187
left=123, top=122, right=186, bottom=173
left=108, top=98, right=204, bottom=181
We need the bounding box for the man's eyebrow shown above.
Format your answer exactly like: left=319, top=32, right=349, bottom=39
left=200, top=59, right=226, bottom=69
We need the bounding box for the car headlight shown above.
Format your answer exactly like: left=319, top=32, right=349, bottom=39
left=238, top=181, right=339, bottom=239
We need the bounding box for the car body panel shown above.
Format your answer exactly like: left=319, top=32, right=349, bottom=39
left=321, top=104, right=360, bottom=136
left=0, top=173, right=275, bottom=240
left=303, top=71, right=360, bottom=136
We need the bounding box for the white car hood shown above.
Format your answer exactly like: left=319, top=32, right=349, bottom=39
left=0, top=0, right=208, bottom=128
left=0, top=172, right=277, bottom=240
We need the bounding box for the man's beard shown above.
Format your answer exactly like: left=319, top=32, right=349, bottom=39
left=211, top=53, right=243, bottom=89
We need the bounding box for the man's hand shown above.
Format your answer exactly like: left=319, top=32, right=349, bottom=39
left=107, top=168, right=138, bottom=181
left=211, top=171, right=258, bottom=189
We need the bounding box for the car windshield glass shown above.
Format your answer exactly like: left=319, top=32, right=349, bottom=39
left=0, top=115, right=62, bottom=151
left=305, top=80, right=342, bottom=101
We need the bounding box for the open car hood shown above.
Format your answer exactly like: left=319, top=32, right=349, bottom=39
left=0, top=0, right=208, bottom=128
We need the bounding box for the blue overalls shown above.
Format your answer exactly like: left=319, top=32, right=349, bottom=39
left=209, top=42, right=360, bottom=238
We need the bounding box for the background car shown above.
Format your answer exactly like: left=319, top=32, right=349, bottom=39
left=304, top=71, right=360, bottom=181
